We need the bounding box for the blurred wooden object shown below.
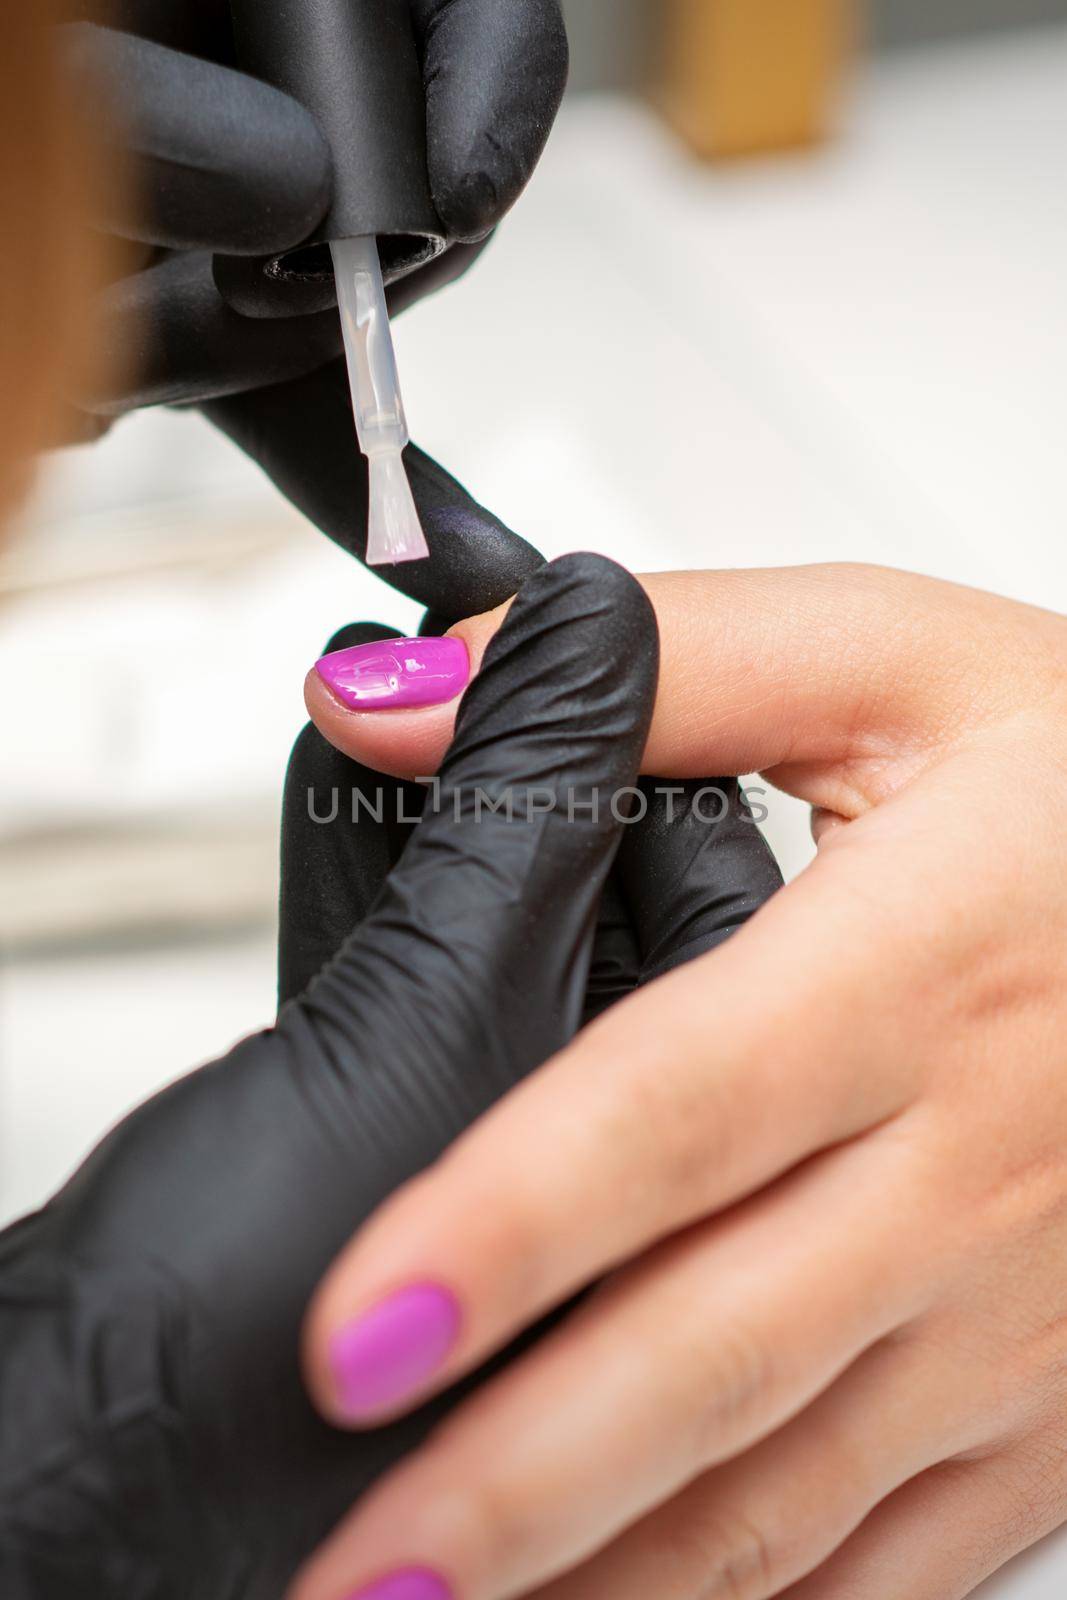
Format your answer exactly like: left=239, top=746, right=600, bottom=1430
left=660, top=0, right=851, bottom=158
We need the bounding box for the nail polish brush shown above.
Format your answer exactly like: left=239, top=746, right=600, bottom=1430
left=226, top=0, right=446, bottom=565
left=330, top=236, right=425, bottom=564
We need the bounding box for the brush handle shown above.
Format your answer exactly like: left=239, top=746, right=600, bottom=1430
left=224, top=0, right=444, bottom=306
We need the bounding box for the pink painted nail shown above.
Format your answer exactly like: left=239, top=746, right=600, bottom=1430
left=329, top=1284, right=461, bottom=1420
left=315, top=636, right=469, bottom=711
left=344, top=1569, right=454, bottom=1600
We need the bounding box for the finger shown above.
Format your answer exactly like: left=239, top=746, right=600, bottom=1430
left=61, top=25, right=330, bottom=253
left=303, top=713, right=1035, bottom=1437
left=304, top=597, right=507, bottom=789
left=295, top=800, right=925, bottom=1428
left=279, top=625, right=425, bottom=1007
left=413, top=0, right=569, bottom=240
left=776, top=1441, right=1067, bottom=1600
left=616, top=777, right=783, bottom=982
left=291, top=1137, right=943, bottom=1600
left=305, top=565, right=1060, bottom=805
left=204, top=364, right=544, bottom=619
left=524, top=1326, right=997, bottom=1600
left=84, top=252, right=343, bottom=413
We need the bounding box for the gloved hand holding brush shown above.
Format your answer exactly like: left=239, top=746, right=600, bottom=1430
left=56, top=0, right=568, bottom=608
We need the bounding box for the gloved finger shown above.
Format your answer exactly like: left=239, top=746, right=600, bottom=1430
left=61, top=24, right=331, bottom=254
left=617, top=776, right=784, bottom=984
left=279, top=625, right=425, bottom=1008
left=396, top=601, right=643, bottom=1024
left=582, top=874, right=641, bottom=1026
left=203, top=360, right=544, bottom=619
left=313, top=626, right=650, bottom=1032
left=584, top=782, right=783, bottom=1027
left=81, top=252, right=343, bottom=413
left=412, top=0, right=570, bottom=241
left=301, top=555, right=659, bottom=1381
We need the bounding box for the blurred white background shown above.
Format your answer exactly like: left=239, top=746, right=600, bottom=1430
left=2, top=12, right=1067, bottom=1591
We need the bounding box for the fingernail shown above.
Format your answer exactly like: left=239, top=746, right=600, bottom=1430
left=329, top=1284, right=461, bottom=1420
left=315, top=636, right=469, bottom=711
left=344, top=1569, right=454, bottom=1600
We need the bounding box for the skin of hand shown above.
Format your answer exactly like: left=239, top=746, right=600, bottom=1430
left=291, top=562, right=1067, bottom=1600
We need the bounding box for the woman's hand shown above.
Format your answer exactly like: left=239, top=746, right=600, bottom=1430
left=293, top=563, right=1067, bottom=1600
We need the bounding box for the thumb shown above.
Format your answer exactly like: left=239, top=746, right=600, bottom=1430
left=307, top=564, right=1057, bottom=818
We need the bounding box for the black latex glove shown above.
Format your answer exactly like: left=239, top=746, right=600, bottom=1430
left=60, top=4, right=566, bottom=569
left=0, top=556, right=776, bottom=1600
left=65, top=0, right=567, bottom=412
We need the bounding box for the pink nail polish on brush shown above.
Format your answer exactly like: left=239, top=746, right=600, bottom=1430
left=344, top=1569, right=454, bottom=1600
left=329, top=1283, right=461, bottom=1420
left=315, top=636, right=469, bottom=710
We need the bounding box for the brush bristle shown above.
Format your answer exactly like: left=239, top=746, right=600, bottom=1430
left=365, top=453, right=429, bottom=566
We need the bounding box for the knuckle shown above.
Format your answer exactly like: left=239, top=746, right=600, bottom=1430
left=435, top=1471, right=535, bottom=1583
left=464, top=1183, right=554, bottom=1309
left=1010, top=1434, right=1067, bottom=1537
left=425, top=1146, right=550, bottom=1307
left=388, top=1460, right=502, bottom=1588
left=686, top=1318, right=777, bottom=1467
left=609, top=1039, right=741, bottom=1224
left=692, top=1507, right=783, bottom=1600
